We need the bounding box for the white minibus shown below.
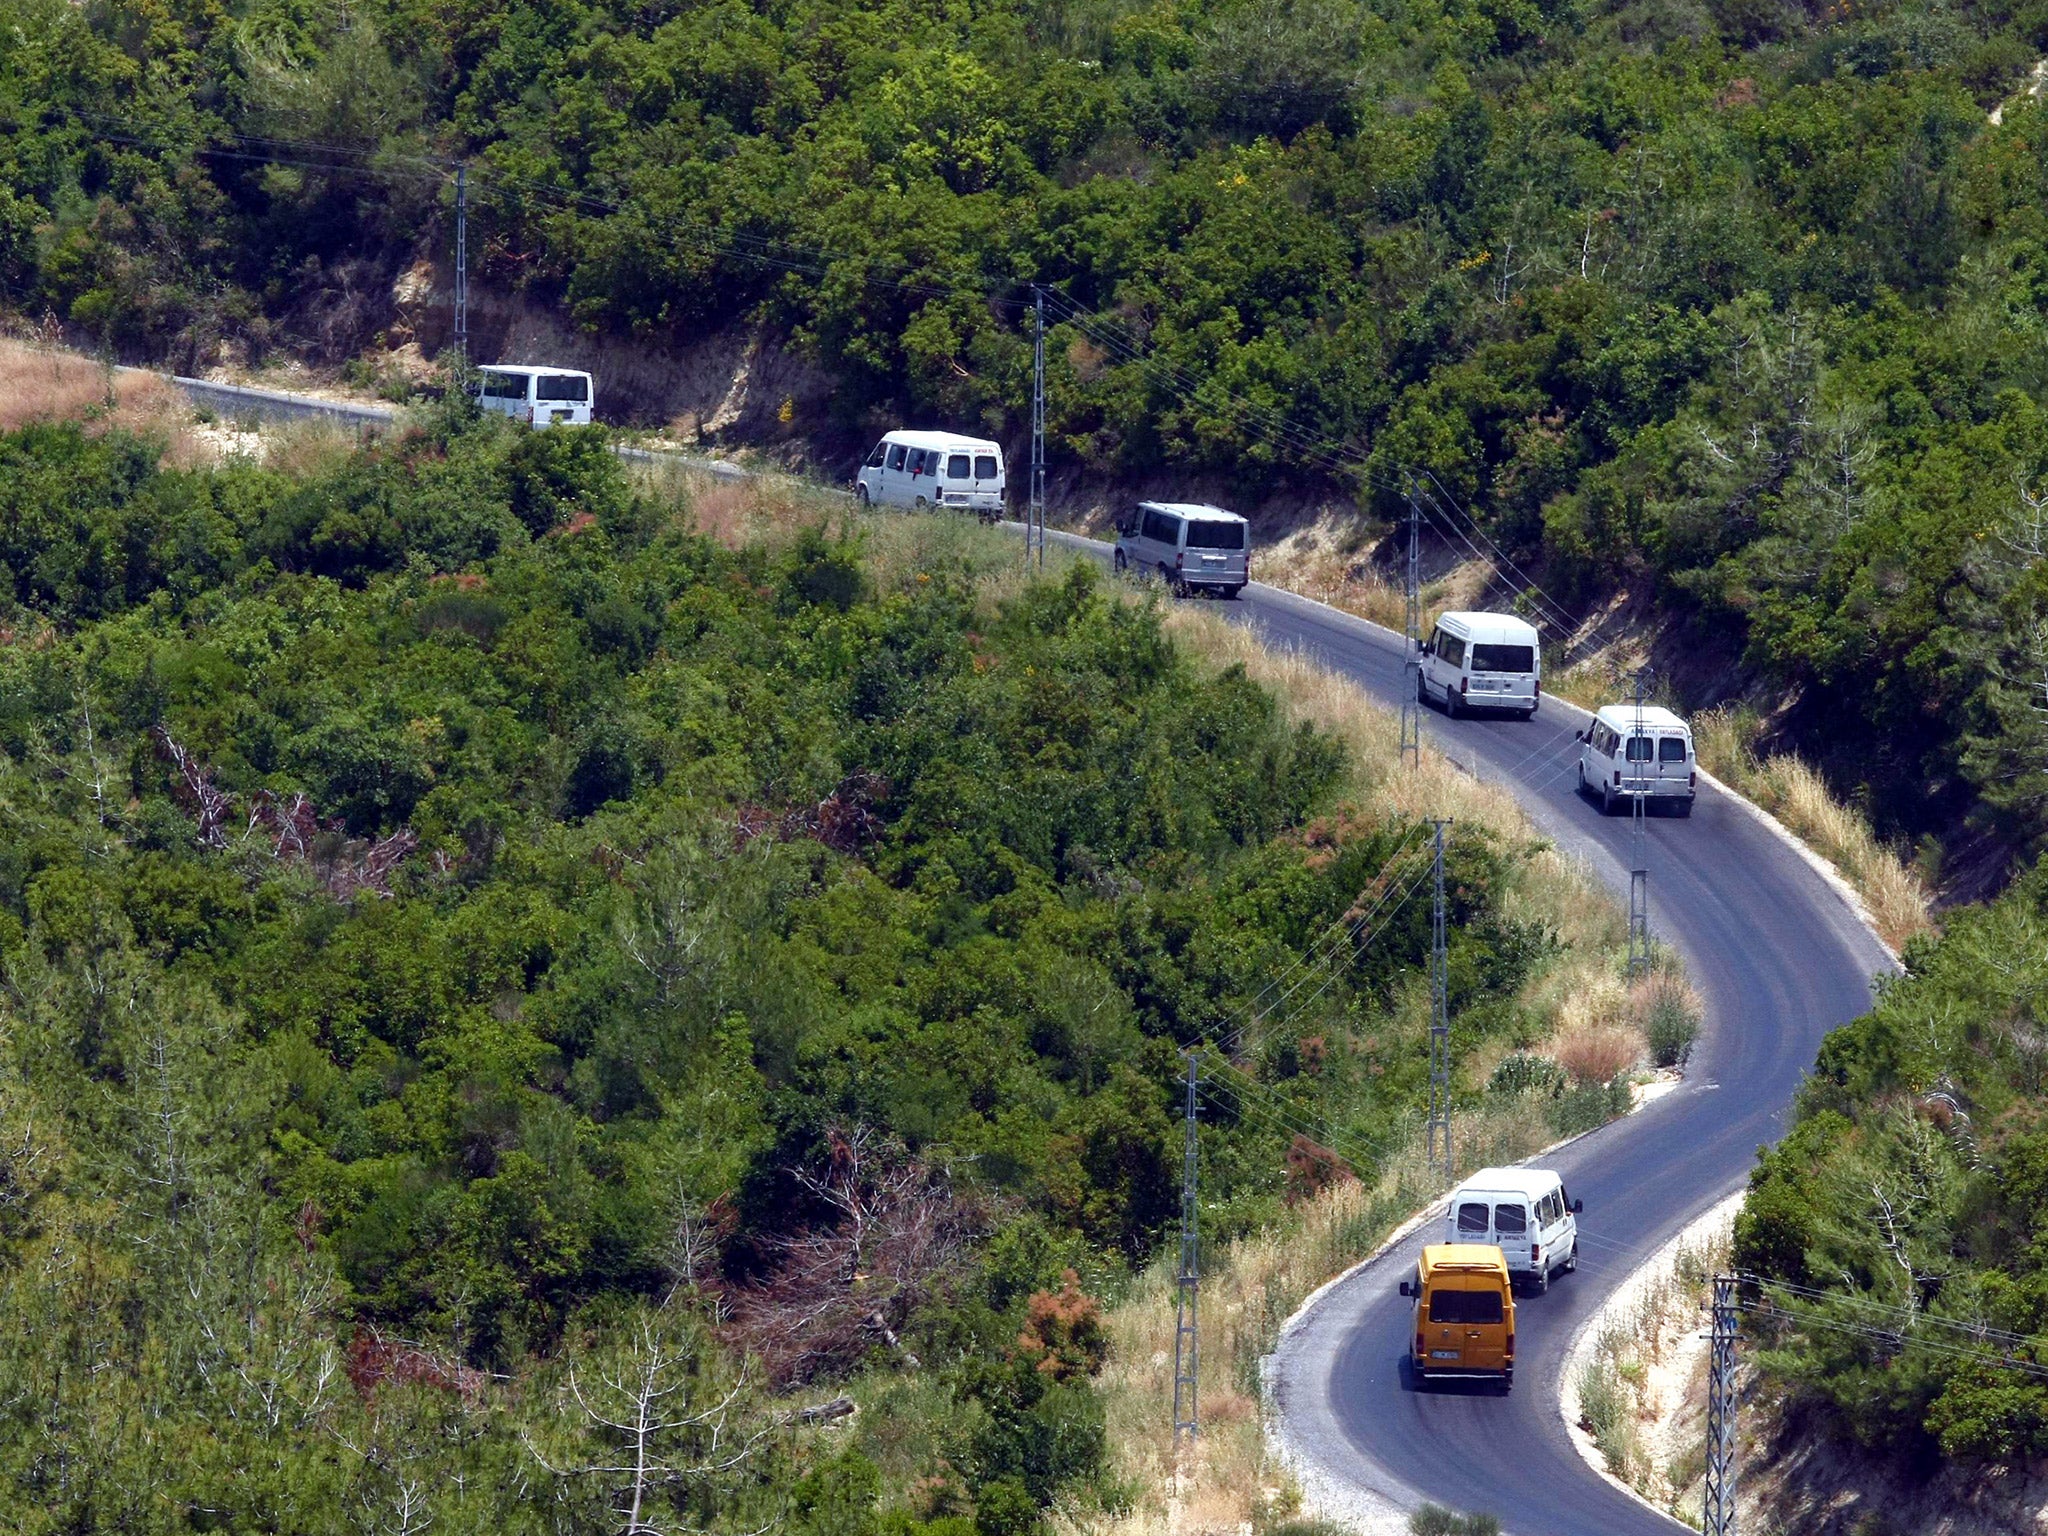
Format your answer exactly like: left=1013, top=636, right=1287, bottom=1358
left=1577, top=703, right=1698, bottom=816
left=1419, top=611, right=1541, bottom=718
left=1445, top=1167, right=1582, bottom=1294
left=1111, top=502, right=1250, bottom=599
left=471, top=365, right=595, bottom=428
left=856, top=430, right=1006, bottom=517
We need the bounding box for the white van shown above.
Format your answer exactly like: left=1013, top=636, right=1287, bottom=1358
left=1577, top=703, right=1697, bottom=816
left=1419, top=611, right=1541, bottom=719
left=1111, top=502, right=1250, bottom=599
left=1445, top=1167, right=1582, bottom=1294
left=471, top=365, right=595, bottom=428
left=856, top=431, right=1006, bottom=517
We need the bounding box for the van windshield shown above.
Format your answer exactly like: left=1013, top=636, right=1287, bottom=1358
left=1660, top=737, right=1688, bottom=763
left=1429, top=1288, right=1505, bottom=1324
left=1456, top=1202, right=1489, bottom=1235
left=1471, top=644, right=1534, bottom=673
left=1185, top=520, right=1244, bottom=550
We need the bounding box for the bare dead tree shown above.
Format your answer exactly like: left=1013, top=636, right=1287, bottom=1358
left=525, top=1311, right=771, bottom=1536
left=715, top=1126, right=979, bottom=1386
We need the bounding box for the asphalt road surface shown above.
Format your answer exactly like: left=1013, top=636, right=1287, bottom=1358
left=1226, top=580, right=1892, bottom=1534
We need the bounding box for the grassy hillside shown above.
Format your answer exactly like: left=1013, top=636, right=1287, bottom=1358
left=0, top=395, right=1672, bottom=1533
left=8, top=0, right=2048, bottom=863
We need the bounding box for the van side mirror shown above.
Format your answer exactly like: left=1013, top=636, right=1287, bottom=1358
left=1574, top=729, right=1586, bottom=743
left=1398, top=1280, right=1413, bottom=1298
left=1572, top=1198, right=1584, bottom=1214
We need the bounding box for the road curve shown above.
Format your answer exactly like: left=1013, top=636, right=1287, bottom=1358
left=1237, top=582, right=1891, bottom=1534
left=122, top=377, right=1885, bottom=1529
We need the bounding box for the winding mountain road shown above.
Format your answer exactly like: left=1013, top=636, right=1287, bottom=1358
left=142, top=368, right=1887, bottom=1530
left=1231, top=583, right=1891, bottom=1533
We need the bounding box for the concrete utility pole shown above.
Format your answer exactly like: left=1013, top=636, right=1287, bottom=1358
left=1627, top=667, right=1654, bottom=979
left=1030, top=286, right=1046, bottom=569
left=1705, top=1274, right=1739, bottom=1535
left=1400, top=478, right=1423, bottom=769
left=1172, top=1050, right=1200, bottom=1442
left=1426, top=819, right=1453, bottom=1181
left=453, top=164, right=468, bottom=373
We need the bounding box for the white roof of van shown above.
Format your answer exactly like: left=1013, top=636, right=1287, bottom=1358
left=1140, top=501, right=1245, bottom=523
left=1436, top=611, right=1539, bottom=643
left=1594, top=703, right=1690, bottom=734
left=1451, top=1167, right=1563, bottom=1200
left=481, top=364, right=592, bottom=376
left=885, top=429, right=1002, bottom=452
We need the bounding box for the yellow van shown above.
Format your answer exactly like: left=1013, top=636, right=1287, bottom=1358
left=1399, top=1244, right=1516, bottom=1389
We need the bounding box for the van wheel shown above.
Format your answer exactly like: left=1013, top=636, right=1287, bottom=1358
left=1113, top=549, right=1128, bottom=575
left=914, top=495, right=928, bottom=509
left=1223, top=585, right=1242, bottom=601
left=1601, top=785, right=1616, bottom=816
left=1532, top=1264, right=1550, bottom=1296
left=1518, top=707, right=1536, bottom=722
left=1565, top=1246, right=1578, bottom=1274
left=1678, top=798, right=1695, bottom=819
left=1446, top=689, right=1463, bottom=720
left=855, top=485, right=870, bottom=508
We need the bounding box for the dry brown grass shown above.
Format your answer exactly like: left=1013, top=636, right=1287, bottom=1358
left=1691, top=706, right=1932, bottom=950
left=0, top=339, right=200, bottom=447
left=1553, top=1022, right=1644, bottom=1086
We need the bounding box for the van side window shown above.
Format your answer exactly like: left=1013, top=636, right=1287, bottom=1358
left=1660, top=737, right=1688, bottom=763
left=1142, top=509, right=1177, bottom=544
left=974, top=454, right=998, bottom=479
left=1429, top=1289, right=1505, bottom=1324
left=1626, top=735, right=1654, bottom=762
left=1493, top=1204, right=1527, bottom=1235
left=1456, top=1202, right=1489, bottom=1235
left=1597, top=725, right=1618, bottom=755
left=866, top=441, right=888, bottom=468
left=1438, top=633, right=1467, bottom=669
left=887, top=444, right=907, bottom=471
left=947, top=454, right=970, bottom=479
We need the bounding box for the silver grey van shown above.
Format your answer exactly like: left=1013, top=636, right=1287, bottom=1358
left=1111, top=502, right=1249, bottom=598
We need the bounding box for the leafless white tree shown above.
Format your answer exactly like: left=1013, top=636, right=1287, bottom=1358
left=526, top=1311, right=770, bottom=1536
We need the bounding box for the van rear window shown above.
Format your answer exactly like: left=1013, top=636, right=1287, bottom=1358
left=1429, top=1288, right=1505, bottom=1324
left=1626, top=736, right=1654, bottom=762
left=1185, top=520, right=1244, bottom=550
left=535, top=374, right=589, bottom=402
left=948, top=454, right=971, bottom=479
left=1659, top=737, right=1688, bottom=763
left=1471, top=644, right=1534, bottom=673
left=1494, top=1204, right=1527, bottom=1235
left=975, top=455, right=998, bottom=479
left=1456, top=1202, right=1489, bottom=1235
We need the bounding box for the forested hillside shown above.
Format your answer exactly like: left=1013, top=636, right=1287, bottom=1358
left=1733, top=870, right=2048, bottom=1479
left=0, top=400, right=1633, bottom=1532
left=6, top=0, right=2048, bottom=859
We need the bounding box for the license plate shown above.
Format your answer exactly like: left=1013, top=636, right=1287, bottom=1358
left=1430, top=1349, right=1460, bottom=1360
